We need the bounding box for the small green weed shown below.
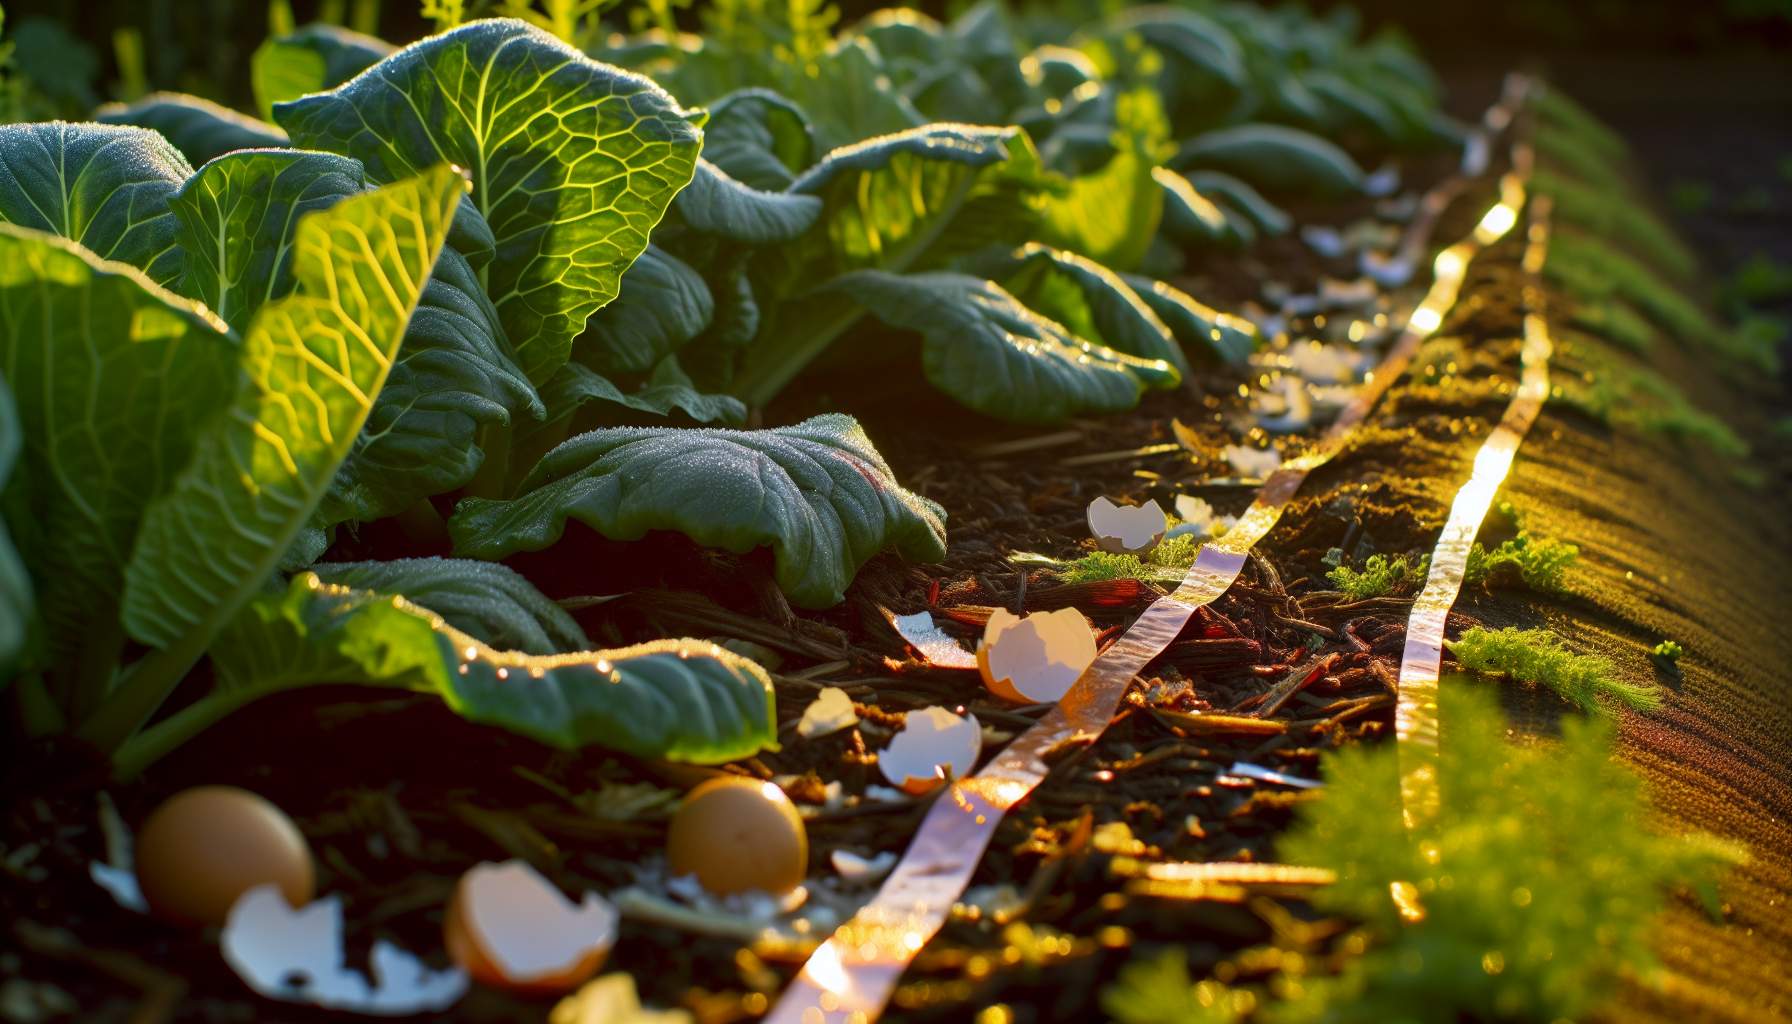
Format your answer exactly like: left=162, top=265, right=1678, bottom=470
left=1326, top=553, right=1428, bottom=601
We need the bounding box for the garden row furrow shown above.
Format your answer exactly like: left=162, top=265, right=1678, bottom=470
left=1392, top=145, right=1551, bottom=828
left=767, top=81, right=1536, bottom=1024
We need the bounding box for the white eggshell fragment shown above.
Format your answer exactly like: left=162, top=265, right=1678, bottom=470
left=889, top=610, right=978, bottom=669
left=1170, top=496, right=1236, bottom=541
left=447, top=861, right=618, bottom=993
left=977, top=608, right=1098, bottom=704
left=90, top=862, right=148, bottom=913
left=879, top=707, right=982, bottom=794
left=1087, top=496, right=1167, bottom=554
left=222, top=884, right=468, bottom=1015
left=796, top=687, right=858, bottom=739
left=1223, top=444, right=1282, bottom=480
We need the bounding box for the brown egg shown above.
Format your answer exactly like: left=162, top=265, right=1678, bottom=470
left=134, top=786, right=314, bottom=926
left=666, top=777, right=808, bottom=896
left=443, top=861, right=616, bottom=995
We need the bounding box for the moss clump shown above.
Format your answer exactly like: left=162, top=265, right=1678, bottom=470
left=1060, top=551, right=1154, bottom=583
left=1326, top=553, right=1427, bottom=601
left=1447, top=626, right=1661, bottom=715
left=1060, top=527, right=1205, bottom=584
left=1548, top=232, right=1779, bottom=373
left=1150, top=532, right=1203, bottom=569
left=1102, top=683, right=1740, bottom=1024
left=1271, top=682, right=1741, bottom=1022
left=1568, top=298, right=1655, bottom=353
left=1554, top=347, right=1748, bottom=459
left=1102, top=952, right=1252, bottom=1024
left=1463, top=532, right=1579, bottom=593
left=1533, top=86, right=1629, bottom=165
left=1533, top=167, right=1695, bottom=279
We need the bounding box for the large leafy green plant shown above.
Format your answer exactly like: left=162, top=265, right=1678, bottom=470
left=0, top=128, right=775, bottom=772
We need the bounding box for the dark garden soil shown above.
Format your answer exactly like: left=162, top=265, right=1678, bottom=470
left=3, top=70, right=1790, bottom=1024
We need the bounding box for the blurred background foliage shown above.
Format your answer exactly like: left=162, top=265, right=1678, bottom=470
left=1, top=0, right=1789, bottom=122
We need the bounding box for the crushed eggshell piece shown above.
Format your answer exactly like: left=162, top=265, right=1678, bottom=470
left=888, top=609, right=978, bottom=669
left=445, top=861, right=618, bottom=994
left=879, top=707, right=982, bottom=794
left=977, top=608, right=1098, bottom=704
left=1253, top=375, right=1313, bottom=434
left=1222, top=444, right=1282, bottom=480
left=1170, top=496, right=1236, bottom=540
left=796, top=687, right=858, bottom=739
left=1087, top=496, right=1167, bottom=554
left=223, top=884, right=468, bottom=1014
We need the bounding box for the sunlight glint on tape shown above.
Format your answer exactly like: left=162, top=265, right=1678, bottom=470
left=1395, top=176, right=1552, bottom=830
left=766, top=83, right=1534, bottom=1024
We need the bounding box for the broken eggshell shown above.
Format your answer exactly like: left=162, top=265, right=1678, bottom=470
left=1170, top=496, right=1236, bottom=541
left=888, top=609, right=978, bottom=669
left=976, top=608, right=1098, bottom=704
left=666, top=777, right=808, bottom=897
left=1222, top=444, right=1282, bottom=481
left=795, top=687, right=858, bottom=739
left=223, top=884, right=468, bottom=1015
left=1087, top=496, right=1167, bottom=555
left=878, top=706, right=982, bottom=794
left=444, top=860, right=619, bottom=995
left=135, top=786, right=314, bottom=927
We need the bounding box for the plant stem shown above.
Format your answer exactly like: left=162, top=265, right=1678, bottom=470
left=73, top=625, right=212, bottom=755
left=11, top=672, right=64, bottom=737
left=394, top=498, right=449, bottom=549
left=463, top=421, right=513, bottom=499
left=65, top=614, right=125, bottom=723
left=730, top=296, right=865, bottom=409
left=110, top=695, right=238, bottom=780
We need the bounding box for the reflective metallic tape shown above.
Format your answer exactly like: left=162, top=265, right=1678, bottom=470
left=1395, top=172, right=1552, bottom=829
left=765, top=88, right=1535, bottom=1024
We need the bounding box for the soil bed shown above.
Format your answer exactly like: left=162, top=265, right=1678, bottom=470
left=3, top=74, right=1789, bottom=1024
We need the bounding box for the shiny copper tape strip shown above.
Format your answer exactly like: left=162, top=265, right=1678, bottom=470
left=1395, top=165, right=1552, bottom=830
left=766, top=84, right=1534, bottom=1024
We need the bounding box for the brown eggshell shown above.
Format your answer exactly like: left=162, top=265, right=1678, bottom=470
left=135, top=786, right=314, bottom=926
left=666, top=777, right=808, bottom=896
left=442, top=873, right=608, bottom=995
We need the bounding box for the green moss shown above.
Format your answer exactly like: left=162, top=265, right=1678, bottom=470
left=1326, top=553, right=1428, bottom=601
left=1548, top=232, right=1776, bottom=372
left=1532, top=86, right=1629, bottom=164
left=1060, top=531, right=1205, bottom=584
left=1652, top=639, right=1684, bottom=663
left=1061, top=551, right=1155, bottom=583
left=1446, top=626, right=1661, bottom=715
left=1567, top=298, right=1654, bottom=353
left=1554, top=347, right=1749, bottom=459
left=1102, top=952, right=1251, bottom=1024
left=1104, top=684, right=1740, bottom=1024
left=1533, top=167, right=1695, bottom=279
left=1268, top=682, right=1742, bottom=1023
left=1463, top=532, right=1579, bottom=593
left=1722, top=252, right=1792, bottom=311
left=1150, top=532, right=1203, bottom=569
left=1534, top=118, right=1630, bottom=195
